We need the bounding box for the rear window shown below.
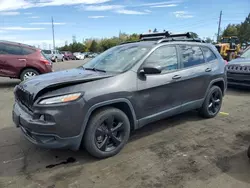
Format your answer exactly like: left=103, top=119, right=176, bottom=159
left=42, top=50, right=52, bottom=54
left=201, top=47, right=217, bottom=62
left=179, top=45, right=205, bottom=68
left=22, top=47, right=36, bottom=55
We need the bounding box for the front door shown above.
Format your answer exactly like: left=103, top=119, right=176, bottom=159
left=136, top=45, right=185, bottom=125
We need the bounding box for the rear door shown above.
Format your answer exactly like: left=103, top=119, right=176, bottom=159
left=176, top=44, right=213, bottom=106
left=0, top=43, right=26, bottom=77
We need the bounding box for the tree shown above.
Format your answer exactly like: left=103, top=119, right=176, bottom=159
left=89, top=40, right=98, bottom=52
left=189, top=32, right=199, bottom=38
left=205, top=37, right=213, bottom=43
left=222, top=24, right=239, bottom=37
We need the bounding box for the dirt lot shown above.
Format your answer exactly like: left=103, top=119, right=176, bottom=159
left=0, top=60, right=250, bottom=188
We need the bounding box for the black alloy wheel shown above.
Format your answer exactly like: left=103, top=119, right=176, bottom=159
left=207, top=89, right=221, bottom=115
left=199, top=86, right=223, bottom=118
left=95, top=116, right=125, bottom=152
left=83, top=107, right=130, bottom=158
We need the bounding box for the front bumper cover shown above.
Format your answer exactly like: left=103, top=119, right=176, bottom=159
left=12, top=102, right=84, bottom=150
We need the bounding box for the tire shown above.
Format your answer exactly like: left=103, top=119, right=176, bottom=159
left=54, top=57, right=58, bottom=63
left=248, top=146, right=250, bottom=158
left=20, top=68, right=39, bottom=81
left=62, top=58, right=64, bottom=62
left=83, top=107, right=130, bottom=158
left=199, top=86, right=223, bottom=118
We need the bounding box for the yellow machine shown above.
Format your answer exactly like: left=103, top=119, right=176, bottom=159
left=215, top=36, right=241, bottom=61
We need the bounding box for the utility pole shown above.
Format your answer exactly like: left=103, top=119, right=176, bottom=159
left=217, top=10, right=222, bottom=43
left=52, top=17, right=55, bottom=50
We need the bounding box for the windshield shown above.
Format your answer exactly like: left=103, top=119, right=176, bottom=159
left=82, top=44, right=150, bottom=73
left=241, top=48, right=250, bottom=59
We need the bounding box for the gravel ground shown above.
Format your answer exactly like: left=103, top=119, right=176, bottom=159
left=0, top=59, right=250, bottom=188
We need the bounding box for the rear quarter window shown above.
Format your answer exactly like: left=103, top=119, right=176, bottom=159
left=201, top=47, right=217, bottom=62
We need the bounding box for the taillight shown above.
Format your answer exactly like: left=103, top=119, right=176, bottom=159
left=40, top=59, right=51, bottom=65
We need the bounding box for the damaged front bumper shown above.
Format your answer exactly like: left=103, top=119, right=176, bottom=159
left=12, top=101, right=85, bottom=150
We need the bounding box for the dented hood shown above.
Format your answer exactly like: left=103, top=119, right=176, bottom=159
left=19, top=68, right=114, bottom=98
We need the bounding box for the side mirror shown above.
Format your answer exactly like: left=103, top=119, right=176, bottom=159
left=140, top=65, right=162, bottom=75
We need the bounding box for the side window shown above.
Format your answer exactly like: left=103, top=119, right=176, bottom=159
left=144, top=46, right=178, bottom=73
left=0, top=43, right=8, bottom=54
left=179, top=45, right=205, bottom=68
left=22, top=47, right=36, bottom=55
left=5, top=44, right=22, bottom=55
left=201, top=47, right=217, bottom=62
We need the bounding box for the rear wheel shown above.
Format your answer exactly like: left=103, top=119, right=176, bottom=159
left=199, top=86, right=223, bottom=118
left=20, top=68, right=39, bottom=81
left=83, top=107, right=130, bottom=158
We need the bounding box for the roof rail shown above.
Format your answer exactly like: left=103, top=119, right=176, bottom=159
left=157, top=37, right=206, bottom=44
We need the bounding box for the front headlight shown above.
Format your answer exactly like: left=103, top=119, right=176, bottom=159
left=39, top=93, right=82, bottom=105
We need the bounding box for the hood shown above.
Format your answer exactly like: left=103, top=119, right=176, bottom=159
left=18, top=67, right=114, bottom=98
left=228, top=58, right=250, bottom=66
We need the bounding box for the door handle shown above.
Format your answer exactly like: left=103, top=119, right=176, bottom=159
left=205, top=68, right=212, bottom=72
left=172, top=75, right=182, bottom=80
left=18, top=59, right=26, bottom=61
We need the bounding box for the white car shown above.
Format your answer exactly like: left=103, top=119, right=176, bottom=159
left=73, top=52, right=85, bottom=60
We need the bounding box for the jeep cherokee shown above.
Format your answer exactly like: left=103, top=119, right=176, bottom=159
left=12, top=32, right=227, bottom=158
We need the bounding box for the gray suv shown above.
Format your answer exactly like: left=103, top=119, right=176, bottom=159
left=12, top=32, right=227, bottom=158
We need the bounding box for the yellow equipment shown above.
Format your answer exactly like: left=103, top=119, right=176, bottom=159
left=215, top=36, right=241, bottom=61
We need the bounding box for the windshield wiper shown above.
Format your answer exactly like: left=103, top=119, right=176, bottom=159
left=83, top=67, right=106, bottom=73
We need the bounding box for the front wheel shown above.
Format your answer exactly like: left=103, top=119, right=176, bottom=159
left=199, top=86, right=223, bottom=118
left=83, top=107, right=130, bottom=158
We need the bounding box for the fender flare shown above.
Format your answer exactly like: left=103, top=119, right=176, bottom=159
left=206, top=78, right=226, bottom=96
left=78, top=98, right=138, bottom=146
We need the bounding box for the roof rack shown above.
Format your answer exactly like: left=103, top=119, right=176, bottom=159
left=139, top=32, right=206, bottom=44
left=157, top=37, right=206, bottom=44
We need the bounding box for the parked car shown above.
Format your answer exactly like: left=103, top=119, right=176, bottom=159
left=42, top=50, right=64, bottom=62
left=227, top=46, right=250, bottom=87
left=0, top=41, right=52, bottom=81
left=12, top=32, right=226, bottom=158
left=73, top=52, right=85, bottom=60
left=62, top=51, right=76, bottom=60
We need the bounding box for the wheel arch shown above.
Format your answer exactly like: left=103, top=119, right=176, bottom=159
left=19, top=67, right=41, bottom=79
left=80, top=99, right=138, bottom=143
left=207, top=78, right=226, bottom=96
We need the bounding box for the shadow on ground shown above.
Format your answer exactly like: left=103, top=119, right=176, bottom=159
left=0, top=80, right=20, bottom=89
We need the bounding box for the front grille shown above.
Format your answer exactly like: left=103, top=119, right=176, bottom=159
left=15, top=86, right=34, bottom=111
left=227, top=65, right=250, bottom=73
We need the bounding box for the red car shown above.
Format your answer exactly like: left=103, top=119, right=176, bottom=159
left=61, top=51, right=76, bottom=60
left=0, top=41, right=52, bottom=81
